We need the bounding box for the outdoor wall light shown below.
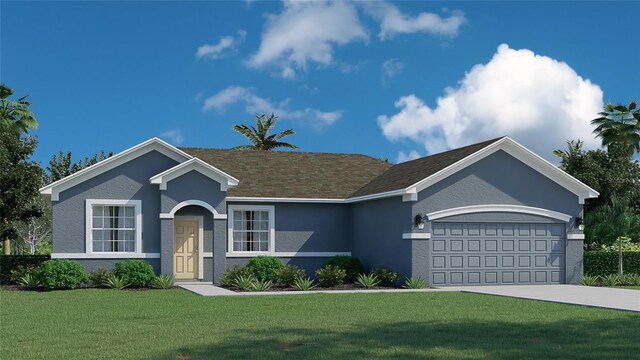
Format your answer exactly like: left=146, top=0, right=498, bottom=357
left=575, top=216, right=584, bottom=231
left=414, top=214, right=425, bottom=230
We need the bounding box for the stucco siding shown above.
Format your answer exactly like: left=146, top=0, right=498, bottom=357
left=160, top=170, right=226, bottom=214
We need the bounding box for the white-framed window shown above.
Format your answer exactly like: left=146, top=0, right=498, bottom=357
left=227, top=205, right=275, bottom=254
left=86, top=199, right=142, bottom=253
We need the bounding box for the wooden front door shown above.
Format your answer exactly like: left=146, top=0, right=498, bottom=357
left=174, top=220, right=198, bottom=279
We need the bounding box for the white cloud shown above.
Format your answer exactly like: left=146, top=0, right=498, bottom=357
left=246, top=1, right=368, bottom=78
left=377, top=44, right=603, bottom=161
left=396, top=150, right=421, bottom=163
left=363, top=2, right=466, bottom=40
left=382, top=58, right=404, bottom=84
left=203, top=85, right=342, bottom=128
left=160, top=129, right=185, bottom=145
left=196, top=30, right=246, bottom=60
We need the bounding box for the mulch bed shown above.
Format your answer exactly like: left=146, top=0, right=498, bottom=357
left=0, top=284, right=177, bottom=292
left=221, top=283, right=401, bottom=292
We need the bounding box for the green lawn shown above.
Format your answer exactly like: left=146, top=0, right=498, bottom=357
left=1, top=289, right=639, bottom=359
left=615, top=286, right=640, bottom=290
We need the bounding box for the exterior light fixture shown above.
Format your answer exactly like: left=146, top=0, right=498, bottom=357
left=575, top=217, right=584, bottom=231
left=414, top=214, right=425, bottom=230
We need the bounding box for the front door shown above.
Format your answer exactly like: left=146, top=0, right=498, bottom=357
left=174, top=220, right=199, bottom=279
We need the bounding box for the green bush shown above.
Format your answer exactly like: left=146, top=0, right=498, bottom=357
left=113, top=260, right=155, bottom=287
left=370, top=267, right=399, bottom=287
left=403, top=277, right=427, bottom=289
left=153, top=275, right=174, bottom=289
left=584, top=251, right=640, bottom=276
left=602, top=274, right=621, bottom=287
left=88, top=268, right=111, bottom=287
left=275, top=265, right=305, bottom=286
left=0, top=255, right=50, bottom=284
left=250, top=279, right=273, bottom=292
left=247, top=256, right=284, bottom=282
left=35, top=259, right=88, bottom=290
left=220, top=265, right=254, bottom=286
left=356, top=273, right=380, bottom=289
left=104, top=274, right=128, bottom=290
left=293, top=276, right=316, bottom=291
left=315, top=265, right=346, bottom=287
left=10, top=265, right=39, bottom=284
left=18, top=273, right=40, bottom=288
left=323, top=256, right=363, bottom=282
left=580, top=275, right=600, bottom=286
left=233, top=275, right=255, bottom=291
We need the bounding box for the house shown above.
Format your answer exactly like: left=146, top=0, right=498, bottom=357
left=40, top=136, right=598, bottom=286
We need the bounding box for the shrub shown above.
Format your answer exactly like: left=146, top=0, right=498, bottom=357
left=35, top=259, right=88, bottom=290
left=153, top=275, right=174, bottom=289
left=315, top=265, right=346, bottom=287
left=275, top=265, right=305, bottom=286
left=356, top=273, right=380, bottom=289
left=602, top=274, right=621, bottom=287
left=113, top=260, right=155, bottom=287
left=584, top=251, right=640, bottom=277
left=293, top=277, right=317, bottom=291
left=10, top=265, right=38, bottom=284
left=104, top=274, right=128, bottom=290
left=632, top=274, right=640, bottom=286
left=403, top=277, right=427, bottom=289
left=323, top=256, right=363, bottom=282
left=580, top=275, right=600, bottom=286
left=250, top=279, right=273, bottom=292
left=18, top=273, right=40, bottom=288
left=0, top=255, right=50, bottom=284
left=220, top=265, right=254, bottom=287
left=247, top=256, right=284, bottom=282
left=370, top=267, right=399, bottom=287
left=88, top=268, right=111, bottom=287
left=620, top=274, right=636, bottom=286
left=233, top=275, right=255, bottom=291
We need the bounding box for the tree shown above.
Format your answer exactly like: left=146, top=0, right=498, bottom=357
left=14, top=197, right=51, bottom=255
left=45, top=150, right=112, bottom=184
left=553, top=140, right=584, bottom=164
left=586, top=195, right=640, bottom=274
left=0, top=84, right=38, bottom=134
left=591, top=100, right=640, bottom=158
left=232, top=113, right=299, bottom=151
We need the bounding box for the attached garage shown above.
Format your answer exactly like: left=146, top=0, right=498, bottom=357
left=430, top=222, right=565, bottom=286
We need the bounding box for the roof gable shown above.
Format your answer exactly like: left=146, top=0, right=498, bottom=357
left=149, top=158, right=239, bottom=191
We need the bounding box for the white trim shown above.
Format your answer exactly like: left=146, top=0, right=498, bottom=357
left=227, top=196, right=345, bottom=204
left=51, top=252, right=160, bottom=259
left=160, top=200, right=227, bottom=219
left=426, top=204, right=572, bottom=222
left=85, top=199, right=143, bottom=255
left=40, top=138, right=192, bottom=201
left=150, top=158, right=239, bottom=191
left=567, top=233, right=585, bottom=240
left=226, top=252, right=351, bottom=258
left=203, top=252, right=213, bottom=258
left=174, top=216, right=205, bottom=280
left=402, top=233, right=431, bottom=240
left=227, top=205, right=276, bottom=256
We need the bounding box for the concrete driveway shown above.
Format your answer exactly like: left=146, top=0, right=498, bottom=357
left=445, top=285, right=640, bottom=312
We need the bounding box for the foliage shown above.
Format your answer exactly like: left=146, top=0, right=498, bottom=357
left=356, top=273, right=380, bottom=289
left=602, top=274, right=621, bottom=287
left=232, top=113, right=299, bottom=151
left=599, top=237, right=640, bottom=252
left=584, top=251, right=640, bottom=276
left=113, top=260, right=155, bottom=287
left=35, top=259, right=88, bottom=290
left=88, top=268, right=112, bottom=287
left=12, top=196, right=51, bottom=255
left=103, top=274, right=128, bottom=290
left=44, top=150, right=113, bottom=184
left=370, top=267, right=399, bottom=287
left=18, top=273, right=40, bottom=288
left=0, top=255, right=50, bottom=284
left=233, top=275, right=255, bottom=291
left=403, top=277, right=427, bottom=289
left=632, top=274, right=640, bottom=286
left=591, top=100, right=639, bottom=158
left=246, top=256, right=284, bottom=282
left=153, top=275, right=174, bottom=289
left=250, top=278, right=273, bottom=292
left=220, top=265, right=254, bottom=287
left=275, top=264, right=305, bottom=287
left=315, top=265, right=346, bottom=287
left=292, top=276, right=317, bottom=291
left=619, top=274, right=637, bottom=286
left=0, top=84, right=38, bottom=134
left=9, top=265, right=38, bottom=284
left=323, top=256, right=363, bottom=282
left=580, top=275, right=599, bottom=286
left=587, top=197, right=639, bottom=245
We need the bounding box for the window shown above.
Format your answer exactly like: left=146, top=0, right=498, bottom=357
left=87, top=200, right=141, bottom=253
left=228, top=205, right=275, bottom=253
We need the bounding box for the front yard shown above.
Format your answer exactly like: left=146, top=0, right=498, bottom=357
left=1, top=289, right=639, bottom=359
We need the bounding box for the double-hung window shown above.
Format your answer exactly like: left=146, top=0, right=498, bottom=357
left=87, top=200, right=142, bottom=253
left=228, top=205, right=275, bottom=253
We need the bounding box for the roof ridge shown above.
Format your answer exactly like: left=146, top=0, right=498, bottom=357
left=178, top=147, right=390, bottom=162
left=389, top=136, right=506, bottom=167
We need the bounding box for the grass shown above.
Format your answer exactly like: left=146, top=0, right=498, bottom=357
left=614, top=286, right=640, bottom=290
left=1, top=289, right=639, bottom=359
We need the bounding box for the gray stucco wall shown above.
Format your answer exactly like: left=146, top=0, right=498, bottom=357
left=52, top=150, right=179, bottom=254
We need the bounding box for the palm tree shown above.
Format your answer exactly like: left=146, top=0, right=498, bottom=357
left=232, top=113, right=298, bottom=151
left=0, top=84, right=38, bottom=134
left=553, top=140, right=584, bottom=169
left=591, top=100, right=639, bottom=159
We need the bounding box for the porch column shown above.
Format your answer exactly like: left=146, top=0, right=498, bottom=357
left=160, top=218, right=174, bottom=276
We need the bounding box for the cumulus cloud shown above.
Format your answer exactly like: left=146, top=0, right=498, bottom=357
left=203, top=85, right=342, bottom=128
left=378, top=44, right=603, bottom=160
left=396, top=150, right=421, bottom=163
left=363, top=2, right=466, bottom=40
left=196, top=30, right=246, bottom=60
left=382, top=58, right=404, bottom=84
left=160, top=129, right=185, bottom=145
left=246, top=1, right=368, bottom=78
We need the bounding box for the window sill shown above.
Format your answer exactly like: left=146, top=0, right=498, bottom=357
left=51, top=253, right=160, bottom=259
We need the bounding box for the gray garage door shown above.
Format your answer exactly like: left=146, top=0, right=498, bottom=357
left=430, top=222, right=565, bottom=286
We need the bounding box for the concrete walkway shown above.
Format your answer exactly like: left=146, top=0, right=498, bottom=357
left=445, top=285, right=640, bottom=312
left=177, top=283, right=239, bottom=296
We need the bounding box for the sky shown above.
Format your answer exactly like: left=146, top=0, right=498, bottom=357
left=1, top=1, right=638, bottom=166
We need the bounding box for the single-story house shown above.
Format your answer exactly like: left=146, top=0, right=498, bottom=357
left=40, top=136, right=598, bottom=286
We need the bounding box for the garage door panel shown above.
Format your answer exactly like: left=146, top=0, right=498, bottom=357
left=430, top=222, right=565, bottom=285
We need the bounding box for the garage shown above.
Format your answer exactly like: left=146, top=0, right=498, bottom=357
left=430, top=222, right=565, bottom=286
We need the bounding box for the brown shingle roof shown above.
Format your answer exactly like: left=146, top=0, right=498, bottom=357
left=178, top=148, right=392, bottom=199
left=350, top=137, right=505, bottom=197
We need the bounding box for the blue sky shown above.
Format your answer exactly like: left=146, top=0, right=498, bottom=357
left=2, top=1, right=638, bottom=165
